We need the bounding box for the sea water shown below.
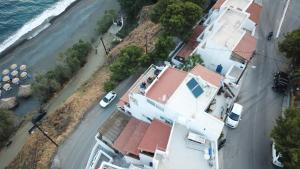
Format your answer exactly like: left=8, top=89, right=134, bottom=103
left=0, top=0, right=77, bottom=54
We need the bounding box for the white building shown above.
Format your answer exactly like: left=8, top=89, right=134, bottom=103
left=116, top=64, right=232, bottom=169
left=192, top=0, right=262, bottom=74
left=117, top=64, right=225, bottom=141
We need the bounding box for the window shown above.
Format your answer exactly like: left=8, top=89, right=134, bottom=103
left=160, top=116, right=173, bottom=125
left=147, top=99, right=164, bottom=111
left=147, top=99, right=156, bottom=106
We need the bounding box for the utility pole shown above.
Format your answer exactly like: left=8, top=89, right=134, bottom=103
left=29, top=110, right=58, bottom=147
left=145, top=33, right=148, bottom=54
left=34, top=123, right=58, bottom=147
left=100, top=37, right=109, bottom=55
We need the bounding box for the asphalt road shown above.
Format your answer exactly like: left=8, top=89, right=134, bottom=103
left=54, top=75, right=138, bottom=169
left=0, top=0, right=119, bottom=115
left=223, top=0, right=300, bottom=169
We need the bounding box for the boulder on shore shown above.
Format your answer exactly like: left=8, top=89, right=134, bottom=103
left=0, top=97, right=18, bottom=109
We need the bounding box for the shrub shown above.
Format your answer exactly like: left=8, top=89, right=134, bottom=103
left=97, top=10, right=117, bottom=34
left=181, top=54, right=203, bottom=71
left=32, top=74, right=61, bottom=102
left=103, top=80, right=116, bottom=92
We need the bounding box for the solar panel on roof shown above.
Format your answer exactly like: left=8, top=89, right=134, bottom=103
left=186, top=78, right=198, bottom=90
left=186, top=78, right=204, bottom=98
left=192, top=85, right=203, bottom=98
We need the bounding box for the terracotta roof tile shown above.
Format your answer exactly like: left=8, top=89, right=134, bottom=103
left=138, top=119, right=171, bottom=153
left=233, top=32, right=257, bottom=61
left=146, top=67, right=187, bottom=104
left=191, top=64, right=224, bottom=88
left=212, top=0, right=226, bottom=9
left=113, top=118, right=149, bottom=156
left=177, top=25, right=205, bottom=59
left=246, top=2, right=262, bottom=25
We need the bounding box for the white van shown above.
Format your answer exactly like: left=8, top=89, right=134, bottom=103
left=226, top=103, right=243, bottom=128
left=272, top=141, right=284, bottom=167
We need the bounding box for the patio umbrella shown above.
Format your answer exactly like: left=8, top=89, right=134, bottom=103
left=3, top=83, right=11, bottom=91
left=2, top=76, right=10, bottom=82
left=11, top=70, right=18, bottom=77
left=12, top=78, right=20, bottom=84
left=20, top=72, right=28, bottom=78
left=10, top=64, right=17, bottom=70
left=20, top=64, right=27, bottom=71
left=2, top=69, right=9, bottom=75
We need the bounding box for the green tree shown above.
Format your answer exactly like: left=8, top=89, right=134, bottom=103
left=110, top=46, right=144, bottom=81
left=118, top=0, right=157, bottom=19
left=181, top=54, right=203, bottom=71
left=150, top=0, right=176, bottom=23
left=279, top=28, right=300, bottom=64
left=139, top=35, right=175, bottom=66
left=271, top=107, right=300, bottom=169
left=151, top=0, right=205, bottom=24
left=0, top=110, right=14, bottom=147
left=160, top=1, right=203, bottom=39
left=32, top=74, right=61, bottom=102
left=182, top=0, right=207, bottom=8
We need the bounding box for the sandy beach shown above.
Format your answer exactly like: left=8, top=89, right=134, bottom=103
left=0, top=0, right=120, bottom=115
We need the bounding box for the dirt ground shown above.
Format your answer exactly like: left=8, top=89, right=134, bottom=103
left=109, top=5, right=161, bottom=58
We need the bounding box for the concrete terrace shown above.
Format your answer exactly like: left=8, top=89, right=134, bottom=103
left=157, top=123, right=218, bottom=169
left=211, top=8, right=248, bottom=50
left=118, top=65, right=158, bottom=106
left=222, top=0, right=251, bottom=11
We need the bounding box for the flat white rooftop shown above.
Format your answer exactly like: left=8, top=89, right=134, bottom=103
left=157, top=123, right=217, bottom=169
left=222, top=0, right=251, bottom=11
left=211, top=8, right=248, bottom=50
left=166, top=74, right=219, bottom=119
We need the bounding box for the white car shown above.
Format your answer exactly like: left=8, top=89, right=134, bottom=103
left=99, top=91, right=117, bottom=108
left=272, top=141, right=284, bottom=168
left=226, top=103, right=243, bottom=128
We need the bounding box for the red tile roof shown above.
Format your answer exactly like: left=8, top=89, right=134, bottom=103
left=146, top=67, right=187, bottom=104
left=191, top=64, right=224, bottom=88
left=177, top=25, right=205, bottom=59
left=138, top=119, right=171, bottom=153
left=113, top=118, right=149, bottom=156
left=212, top=0, right=226, bottom=9
left=246, top=2, right=263, bottom=25
left=233, top=32, right=257, bottom=61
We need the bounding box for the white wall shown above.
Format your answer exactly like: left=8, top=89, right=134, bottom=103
left=127, top=93, right=176, bottom=123
left=139, top=153, right=154, bottom=166
left=242, top=18, right=256, bottom=34
left=95, top=133, right=115, bottom=153
left=124, top=155, right=142, bottom=165
left=195, top=40, right=244, bottom=74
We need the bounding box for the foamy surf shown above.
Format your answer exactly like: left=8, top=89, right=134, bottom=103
left=0, top=0, right=78, bottom=55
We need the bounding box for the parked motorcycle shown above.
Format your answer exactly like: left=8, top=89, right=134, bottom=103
left=267, top=31, right=273, bottom=41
